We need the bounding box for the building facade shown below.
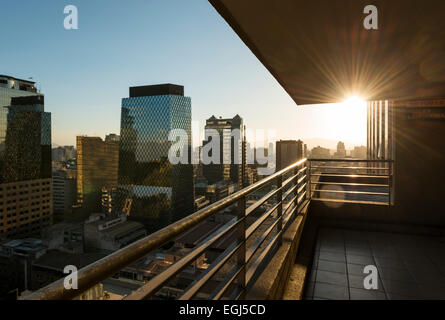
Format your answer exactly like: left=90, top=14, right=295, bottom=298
left=0, top=80, right=52, bottom=238
left=52, top=169, right=76, bottom=217
left=310, top=146, right=331, bottom=159
left=76, top=136, right=119, bottom=212
left=202, top=115, right=246, bottom=189
left=276, top=140, right=304, bottom=171
left=333, top=141, right=346, bottom=159
left=117, top=84, right=194, bottom=233
left=0, top=76, right=39, bottom=168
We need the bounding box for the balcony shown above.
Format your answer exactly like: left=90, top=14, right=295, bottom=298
left=23, top=154, right=445, bottom=300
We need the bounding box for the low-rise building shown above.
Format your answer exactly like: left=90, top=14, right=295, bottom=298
left=84, top=213, right=146, bottom=252
left=0, top=238, right=47, bottom=296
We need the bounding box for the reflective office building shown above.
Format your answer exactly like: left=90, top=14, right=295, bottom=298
left=0, top=77, right=52, bottom=237
left=117, top=84, right=194, bottom=233
left=0, top=75, right=41, bottom=174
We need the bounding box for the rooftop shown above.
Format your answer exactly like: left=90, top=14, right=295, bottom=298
left=0, top=75, right=35, bottom=85
left=33, top=250, right=107, bottom=272
left=129, top=84, right=184, bottom=98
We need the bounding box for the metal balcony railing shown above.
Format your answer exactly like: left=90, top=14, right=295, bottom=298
left=23, top=158, right=310, bottom=300
left=309, top=159, right=394, bottom=206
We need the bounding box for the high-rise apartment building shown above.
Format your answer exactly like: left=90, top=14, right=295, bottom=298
left=0, top=76, right=39, bottom=165
left=52, top=169, right=76, bottom=217
left=117, top=84, right=194, bottom=233
left=202, top=115, right=246, bottom=188
left=276, top=140, right=304, bottom=171
left=334, top=141, right=346, bottom=158
left=76, top=136, right=119, bottom=212
left=0, top=77, right=52, bottom=238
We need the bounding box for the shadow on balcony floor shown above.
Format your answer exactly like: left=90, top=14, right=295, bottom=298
left=304, top=228, right=445, bottom=300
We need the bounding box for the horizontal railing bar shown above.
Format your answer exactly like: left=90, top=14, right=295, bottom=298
left=297, top=191, right=307, bottom=207
left=310, top=173, right=389, bottom=178
left=283, top=183, right=298, bottom=200
left=246, top=203, right=279, bottom=239
left=283, top=191, right=307, bottom=222
left=283, top=198, right=309, bottom=229
left=179, top=240, right=243, bottom=300
left=283, top=194, right=299, bottom=217
left=310, top=181, right=389, bottom=187
left=124, top=216, right=243, bottom=300
left=297, top=175, right=307, bottom=185
left=309, top=158, right=394, bottom=163
left=311, top=198, right=390, bottom=206
left=297, top=183, right=307, bottom=195
left=313, top=189, right=389, bottom=196
left=24, top=158, right=308, bottom=300
left=245, top=187, right=280, bottom=216
left=282, top=201, right=297, bottom=225
left=209, top=263, right=245, bottom=300
left=246, top=216, right=280, bottom=263
left=311, top=166, right=390, bottom=170
left=282, top=173, right=299, bottom=188
left=246, top=230, right=281, bottom=286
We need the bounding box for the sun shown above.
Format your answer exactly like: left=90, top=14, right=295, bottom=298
left=320, top=96, right=368, bottom=145
left=343, top=96, right=366, bottom=108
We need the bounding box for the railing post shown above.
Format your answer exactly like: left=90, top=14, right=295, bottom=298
left=237, top=196, right=246, bottom=299
left=277, top=174, right=283, bottom=245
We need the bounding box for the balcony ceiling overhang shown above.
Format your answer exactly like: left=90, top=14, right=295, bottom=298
left=209, top=0, right=445, bottom=105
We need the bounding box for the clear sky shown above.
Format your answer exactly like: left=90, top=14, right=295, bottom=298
left=1, top=0, right=366, bottom=150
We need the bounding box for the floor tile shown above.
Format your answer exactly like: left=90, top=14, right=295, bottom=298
left=348, top=274, right=384, bottom=292
left=305, top=228, right=445, bottom=300
left=318, top=251, right=346, bottom=263
left=313, top=282, right=349, bottom=300
left=316, top=270, right=348, bottom=286
left=381, top=278, right=422, bottom=297
left=385, top=292, right=424, bottom=300
left=346, top=247, right=373, bottom=257
left=378, top=267, right=415, bottom=283
left=317, top=260, right=347, bottom=274
left=374, top=257, right=406, bottom=270
left=346, top=254, right=375, bottom=265
left=418, top=285, right=445, bottom=300
left=349, top=288, right=387, bottom=300
left=347, top=263, right=367, bottom=276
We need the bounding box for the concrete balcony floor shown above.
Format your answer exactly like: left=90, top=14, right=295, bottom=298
left=304, top=228, right=445, bottom=300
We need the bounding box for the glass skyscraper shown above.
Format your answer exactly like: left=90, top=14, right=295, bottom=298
left=0, top=75, right=40, bottom=174
left=3, top=96, right=51, bottom=182
left=0, top=77, right=52, bottom=237
left=117, top=84, right=194, bottom=233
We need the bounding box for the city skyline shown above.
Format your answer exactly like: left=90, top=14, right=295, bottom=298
left=1, top=1, right=366, bottom=148
left=1, top=0, right=444, bottom=303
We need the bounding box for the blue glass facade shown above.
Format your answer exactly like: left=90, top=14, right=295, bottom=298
left=118, top=86, right=194, bottom=233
